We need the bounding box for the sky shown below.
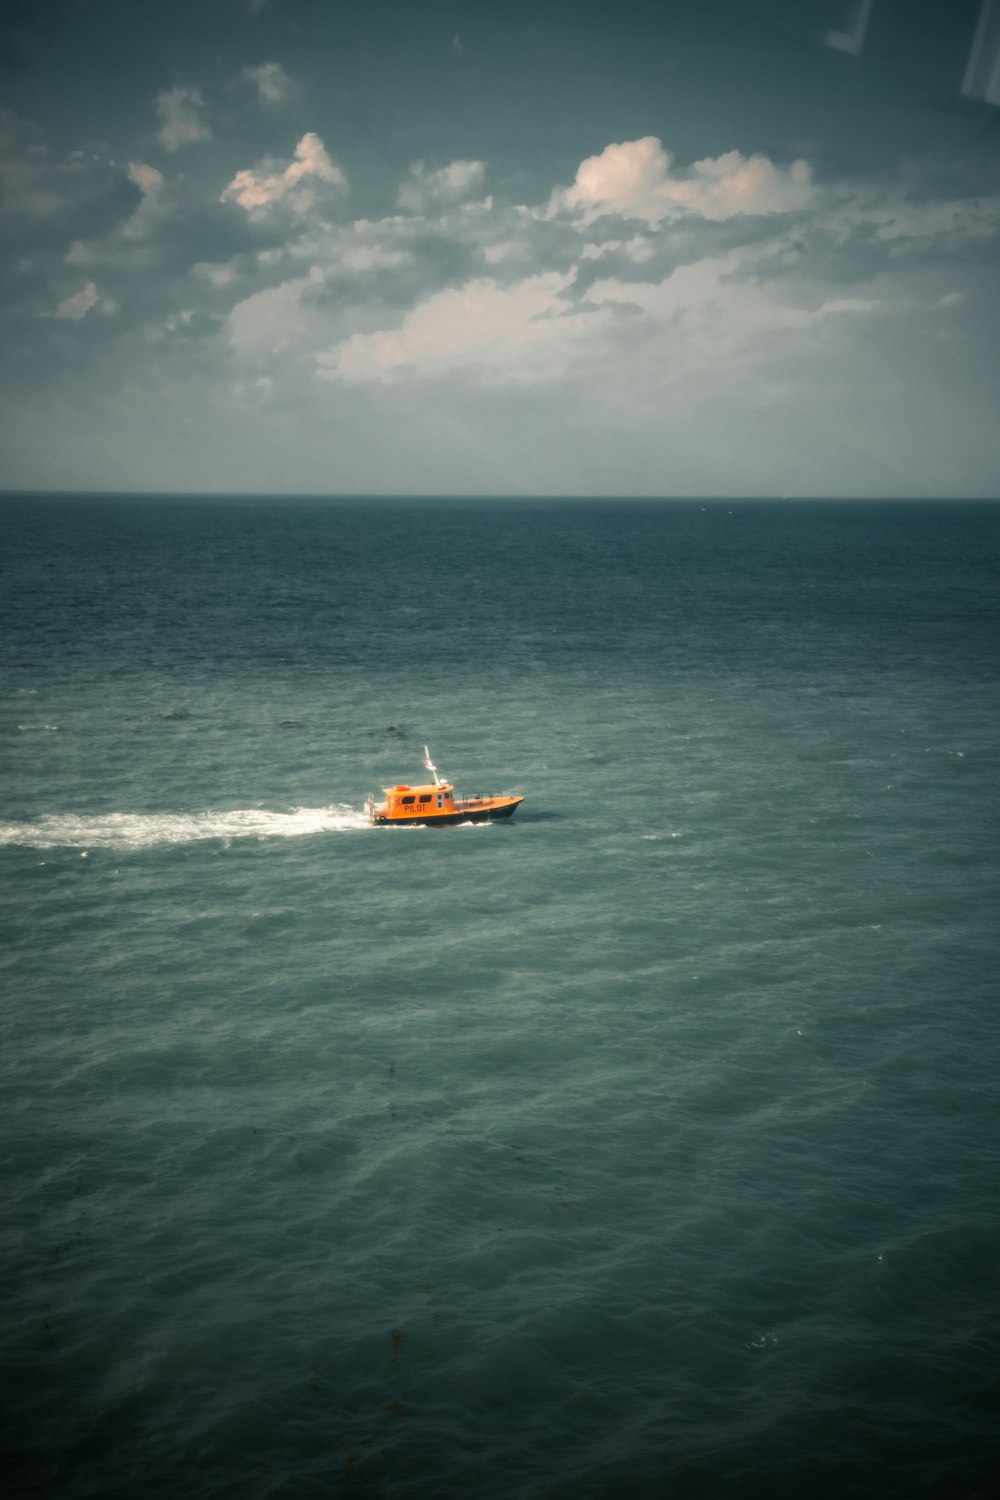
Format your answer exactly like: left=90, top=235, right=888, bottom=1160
left=1, top=0, right=998, bottom=496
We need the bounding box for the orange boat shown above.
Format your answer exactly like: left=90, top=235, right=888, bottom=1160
left=367, top=747, right=524, bottom=827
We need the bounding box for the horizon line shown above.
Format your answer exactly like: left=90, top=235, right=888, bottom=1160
left=2, top=490, right=999, bottom=503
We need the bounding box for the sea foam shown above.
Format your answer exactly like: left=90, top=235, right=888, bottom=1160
left=0, top=805, right=368, bottom=849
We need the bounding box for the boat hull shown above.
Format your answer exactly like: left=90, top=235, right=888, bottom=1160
left=371, top=796, right=524, bottom=827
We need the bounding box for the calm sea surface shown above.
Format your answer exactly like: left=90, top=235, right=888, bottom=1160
left=1, top=496, right=998, bottom=1499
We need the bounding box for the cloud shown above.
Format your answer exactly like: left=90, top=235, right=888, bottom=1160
left=555, top=137, right=814, bottom=224
left=243, top=0, right=269, bottom=13
left=4, top=98, right=999, bottom=501
left=210, top=142, right=881, bottom=395
left=586, top=249, right=881, bottom=335
left=221, top=132, right=347, bottom=211
left=50, top=282, right=100, bottom=320
left=398, top=159, right=487, bottom=213
left=316, top=271, right=608, bottom=383
left=0, top=115, right=142, bottom=252
left=156, top=86, right=211, bottom=153
left=451, top=34, right=464, bottom=57
left=0, top=108, right=63, bottom=216
left=226, top=273, right=321, bottom=359
left=127, top=161, right=164, bottom=195
left=216, top=203, right=512, bottom=328
left=865, top=196, right=1000, bottom=244
left=241, top=62, right=297, bottom=108
left=815, top=297, right=881, bottom=316
left=117, top=160, right=165, bottom=240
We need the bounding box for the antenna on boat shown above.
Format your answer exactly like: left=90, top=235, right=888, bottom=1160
left=423, top=745, right=442, bottom=786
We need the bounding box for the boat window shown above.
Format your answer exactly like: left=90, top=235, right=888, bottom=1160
left=419, top=793, right=432, bottom=803
left=400, top=795, right=415, bottom=805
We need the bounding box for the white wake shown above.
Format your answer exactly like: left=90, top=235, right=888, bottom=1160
left=0, top=805, right=369, bottom=850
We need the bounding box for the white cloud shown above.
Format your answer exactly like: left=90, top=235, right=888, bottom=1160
left=625, top=236, right=655, bottom=261
left=577, top=251, right=883, bottom=394
left=482, top=240, right=525, bottom=264
left=221, top=132, right=347, bottom=211
left=194, top=261, right=239, bottom=287
left=816, top=297, right=881, bottom=316
left=241, top=62, right=297, bottom=109
left=935, top=291, right=964, bottom=308
left=336, top=242, right=412, bottom=272
left=398, top=159, right=486, bottom=213
left=243, top=0, right=269, bottom=14
left=50, top=282, right=101, bottom=320
left=156, top=87, right=211, bottom=153
left=555, top=136, right=813, bottom=224
left=316, top=271, right=607, bottom=383
left=588, top=252, right=879, bottom=329
left=212, top=157, right=877, bottom=396
left=128, top=161, right=164, bottom=194
left=227, top=274, right=318, bottom=359
left=578, top=234, right=653, bottom=263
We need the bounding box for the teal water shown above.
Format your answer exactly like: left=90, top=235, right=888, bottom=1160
left=1, top=497, right=998, bottom=1499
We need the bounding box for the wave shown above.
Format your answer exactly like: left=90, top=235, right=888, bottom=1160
left=0, top=805, right=368, bottom=850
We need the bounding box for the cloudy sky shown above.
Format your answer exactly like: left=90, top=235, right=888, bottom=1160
left=1, top=0, right=998, bottom=495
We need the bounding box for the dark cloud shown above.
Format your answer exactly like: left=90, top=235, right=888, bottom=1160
left=32, top=173, right=140, bottom=250
left=568, top=210, right=799, bottom=298
left=302, top=229, right=476, bottom=314
left=718, top=195, right=1000, bottom=290
left=0, top=111, right=143, bottom=255
left=144, top=193, right=289, bottom=276
left=66, top=174, right=142, bottom=242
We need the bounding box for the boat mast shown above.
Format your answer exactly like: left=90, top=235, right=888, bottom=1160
left=423, top=745, right=443, bottom=786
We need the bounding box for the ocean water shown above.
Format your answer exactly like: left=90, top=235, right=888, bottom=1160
left=1, top=495, right=998, bottom=1500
